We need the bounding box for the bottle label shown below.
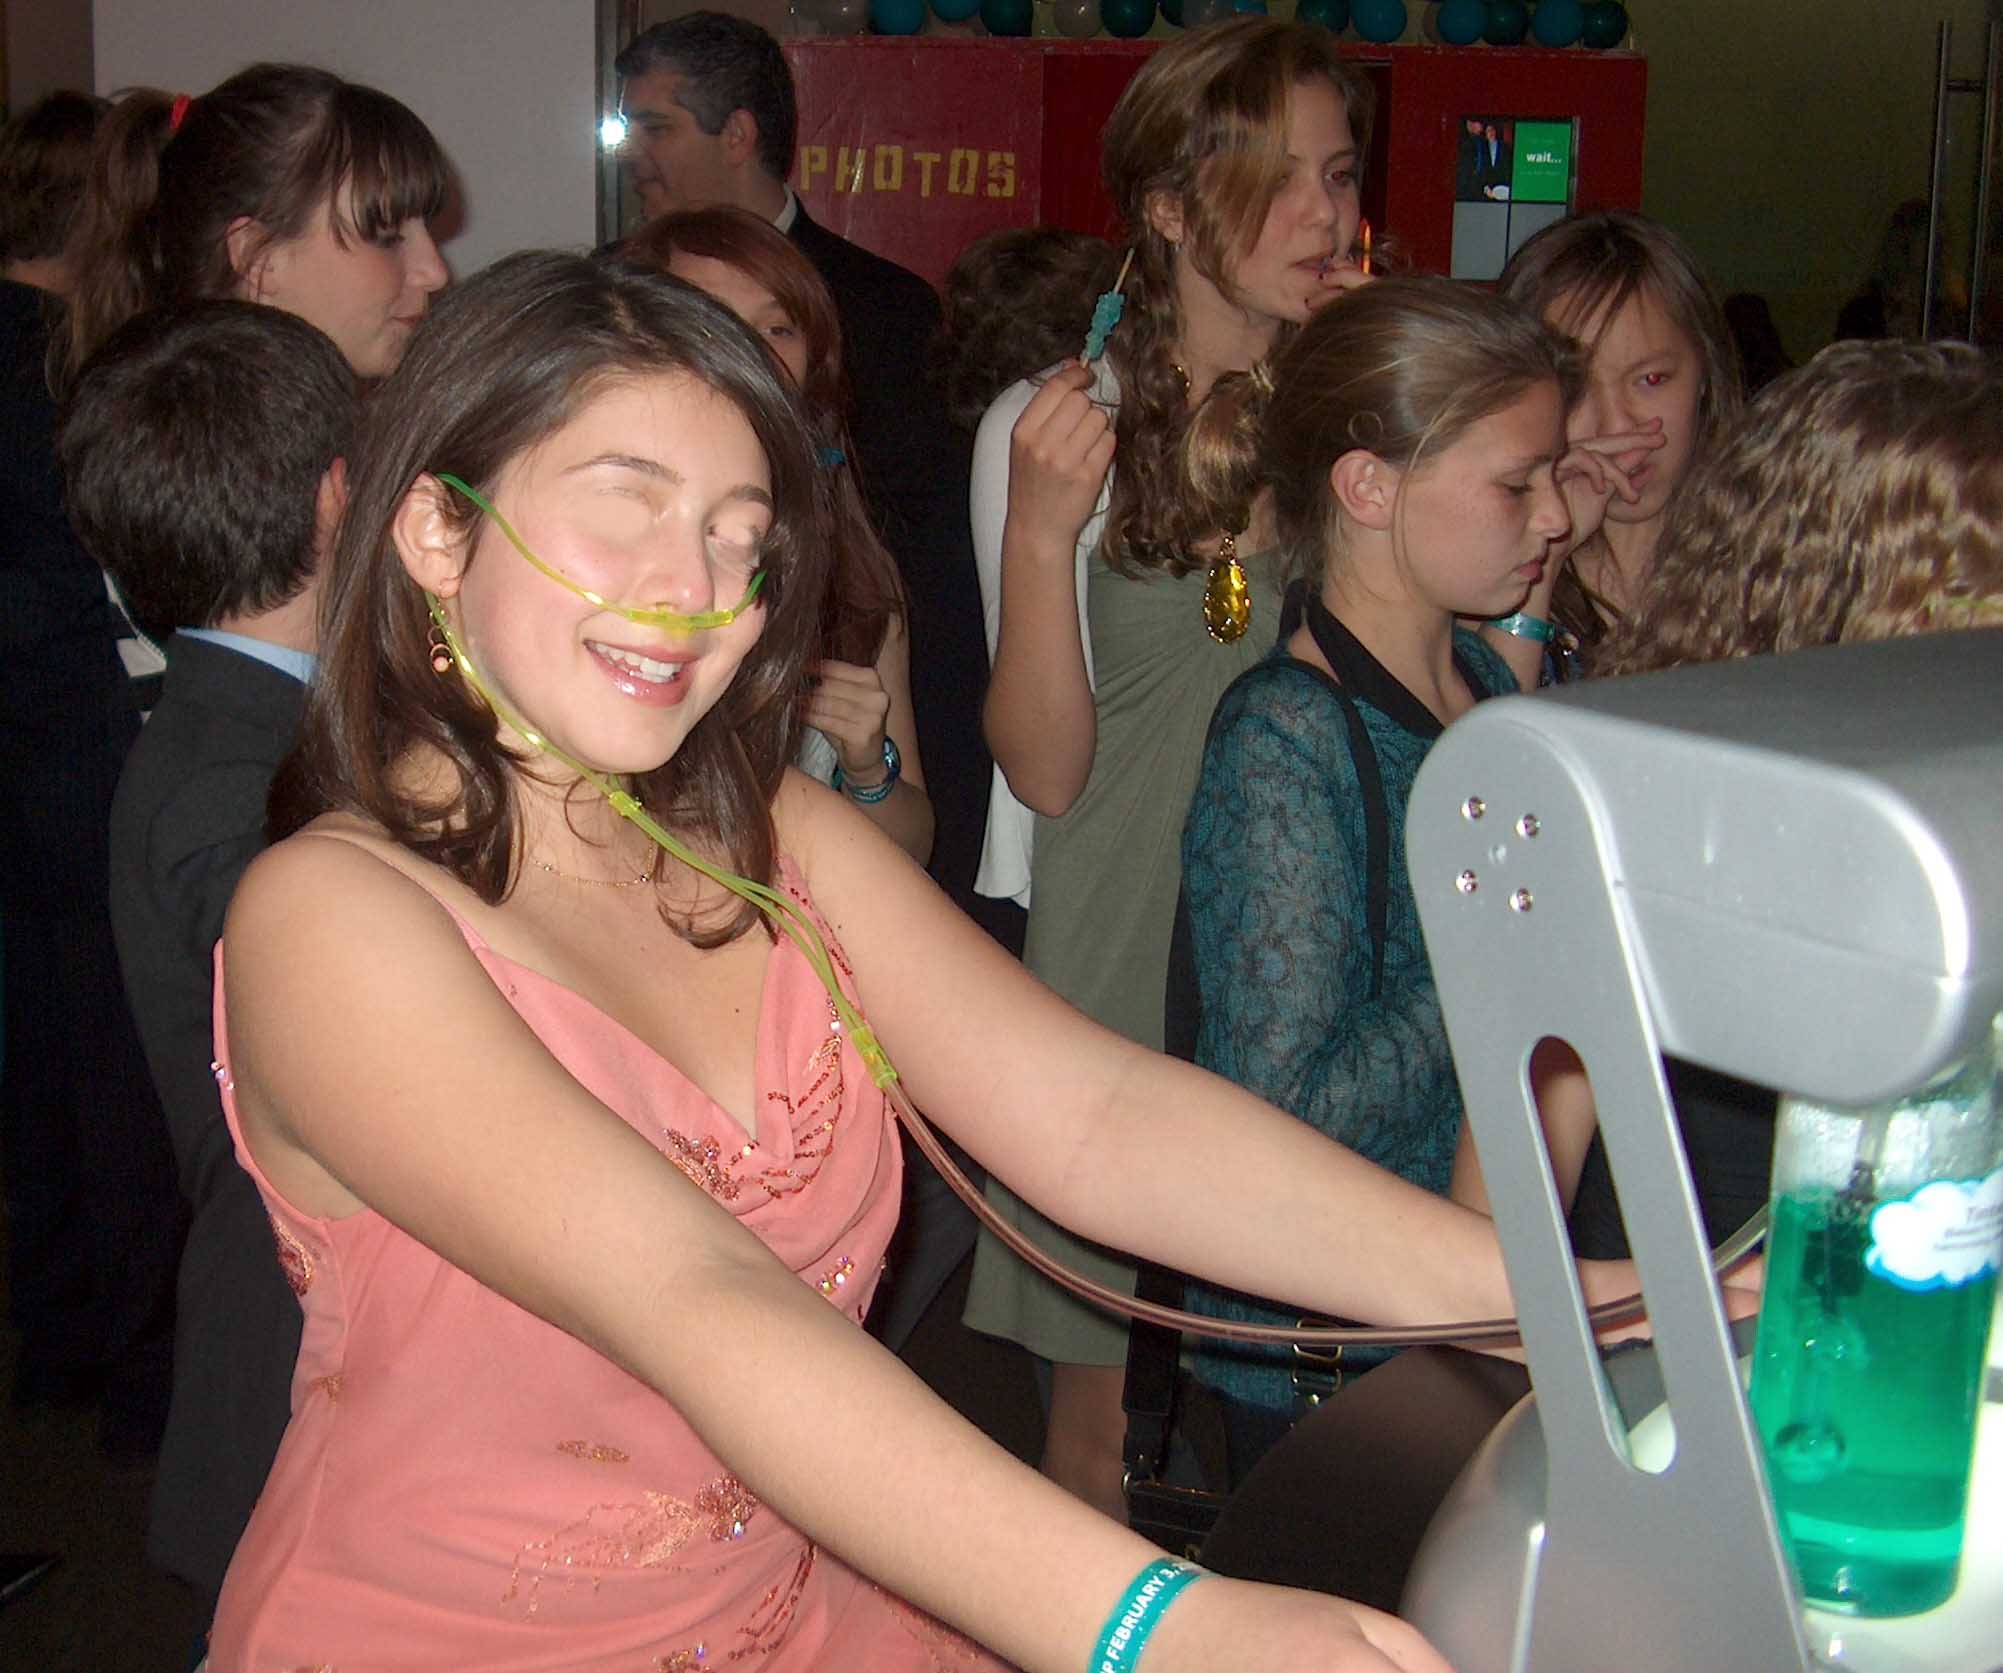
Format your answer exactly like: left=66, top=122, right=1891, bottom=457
left=1866, top=1166, right=2003, bottom=1292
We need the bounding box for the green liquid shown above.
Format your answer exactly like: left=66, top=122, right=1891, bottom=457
left=1749, top=1191, right=1997, bottom=1616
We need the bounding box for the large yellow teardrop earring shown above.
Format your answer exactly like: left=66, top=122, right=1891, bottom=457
left=1202, top=530, right=1252, bottom=644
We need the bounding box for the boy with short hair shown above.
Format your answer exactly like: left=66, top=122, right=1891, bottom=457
left=59, top=298, right=356, bottom=1607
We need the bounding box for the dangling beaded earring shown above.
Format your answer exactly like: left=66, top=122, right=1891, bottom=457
left=428, top=621, right=454, bottom=675
left=1202, top=530, right=1252, bottom=644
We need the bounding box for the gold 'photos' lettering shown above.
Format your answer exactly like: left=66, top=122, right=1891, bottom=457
left=797, top=144, right=1017, bottom=200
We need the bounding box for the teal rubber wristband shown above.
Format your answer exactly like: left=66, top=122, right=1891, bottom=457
left=1486, top=611, right=1554, bottom=643
left=1089, top=1558, right=1204, bottom=1673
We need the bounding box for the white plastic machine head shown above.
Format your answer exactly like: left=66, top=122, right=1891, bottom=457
left=1401, top=629, right=2003, bottom=1673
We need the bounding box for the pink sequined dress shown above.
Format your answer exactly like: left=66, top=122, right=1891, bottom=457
left=206, top=860, right=1006, bottom=1671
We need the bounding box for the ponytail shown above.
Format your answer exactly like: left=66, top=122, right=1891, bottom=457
left=60, top=90, right=177, bottom=386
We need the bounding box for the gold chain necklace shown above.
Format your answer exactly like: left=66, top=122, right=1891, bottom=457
left=528, top=849, right=659, bottom=888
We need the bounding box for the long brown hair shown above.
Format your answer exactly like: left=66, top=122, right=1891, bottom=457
left=1600, top=339, right=2003, bottom=675
left=1185, top=276, right=1579, bottom=586
left=274, top=252, right=829, bottom=947
left=1497, top=210, right=1743, bottom=659
left=60, top=62, right=449, bottom=384
left=622, top=207, right=903, bottom=668
left=1099, top=17, right=1375, bottom=577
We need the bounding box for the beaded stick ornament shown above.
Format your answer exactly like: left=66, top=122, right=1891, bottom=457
left=425, top=480, right=1747, bottom=1348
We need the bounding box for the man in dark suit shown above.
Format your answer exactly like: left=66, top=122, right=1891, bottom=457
left=60, top=301, right=357, bottom=1610
left=614, top=13, right=998, bottom=1350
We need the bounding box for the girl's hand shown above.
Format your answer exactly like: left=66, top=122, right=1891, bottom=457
left=803, top=659, right=893, bottom=782
left=1150, top=1575, right=1455, bottom=1672
left=1309, top=255, right=1375, bottom=310
left=1007, top=359, right=1115, bottom=559
left=1551, top=422, right=1665, bottom=560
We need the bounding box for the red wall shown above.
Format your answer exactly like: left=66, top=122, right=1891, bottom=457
left=784, top=36, right=1645, bottom=291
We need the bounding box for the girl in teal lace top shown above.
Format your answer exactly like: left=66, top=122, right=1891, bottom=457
left=1178, top=279, right=1623, bottom=1477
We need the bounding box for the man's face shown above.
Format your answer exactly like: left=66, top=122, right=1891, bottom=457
left=618, top=69, right=742, bottom=220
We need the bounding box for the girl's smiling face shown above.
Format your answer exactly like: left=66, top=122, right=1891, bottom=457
left=410, top=372, right=772, bottom=775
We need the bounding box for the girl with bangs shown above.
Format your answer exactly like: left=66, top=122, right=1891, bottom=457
left=623, top=207, right=932, bottom=863
left=62, top=61, right=450, bottom=383
left=199, top=246, right=1653, bottom=1669
left=966, top=15, right=1377, bottom=1517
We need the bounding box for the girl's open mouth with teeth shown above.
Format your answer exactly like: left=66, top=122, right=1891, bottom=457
left=586, top=639, right=695, bottom=706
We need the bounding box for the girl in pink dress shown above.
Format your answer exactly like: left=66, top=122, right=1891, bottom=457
left=207, top=251, right=1632, bottom=1671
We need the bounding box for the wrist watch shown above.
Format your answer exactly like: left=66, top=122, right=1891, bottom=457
left=834, top=736, right=900, bottom=805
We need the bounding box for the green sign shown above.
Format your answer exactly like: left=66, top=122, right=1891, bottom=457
left=1511, top=122, right=1573, bottom=206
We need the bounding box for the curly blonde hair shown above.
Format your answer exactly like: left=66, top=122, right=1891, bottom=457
left=1599, top=339, right=2003, bottom=677
left=1098, top=16, right=1374, bottom=577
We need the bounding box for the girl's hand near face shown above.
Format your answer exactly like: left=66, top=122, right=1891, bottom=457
left=1308, top=255, right=1374, bottom=311
left=1551, top=420, right=1664, bottom=561
left=1476, top=423, right=1661, bottom=688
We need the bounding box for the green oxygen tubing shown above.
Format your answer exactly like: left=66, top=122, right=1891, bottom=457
left=425, top=476, right=1763, bottom=1352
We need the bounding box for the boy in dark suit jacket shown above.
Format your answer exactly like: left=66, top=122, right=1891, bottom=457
left=59, top=300, right=356, bottom=1609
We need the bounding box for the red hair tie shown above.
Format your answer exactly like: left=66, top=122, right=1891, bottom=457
left=168, top=93, right=193, bottom=135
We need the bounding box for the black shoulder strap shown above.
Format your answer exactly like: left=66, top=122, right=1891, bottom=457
left=1295, top=588, right=1392, bottom=1004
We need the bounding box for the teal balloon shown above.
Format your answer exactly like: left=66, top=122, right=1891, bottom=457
left=980, top=0, right=1033, bottom=32
left=1160, top=0, right=1184, bottom=22
left=1352, top=0, right=1406, bottom=41
left=1530, top=0, right=1584, bottom=46
left=1297, top=0, right=1349, bottom=29
left=1436, top=0, right=1484, bottom=43
left=931, top=0, right=981, bottom=18
left=1580, top=0, right=1627, bottom=47
left=1104, top=0, right=1158, bottom=32
left=870, top=0, right=926, bottom=31
left=1482, top=0, right=1528, bottom=43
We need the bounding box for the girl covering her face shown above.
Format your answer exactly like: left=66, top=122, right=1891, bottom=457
left=210, top=249, right=1654, bottom=1673
left=1487, top=209, right=1744, bottom=684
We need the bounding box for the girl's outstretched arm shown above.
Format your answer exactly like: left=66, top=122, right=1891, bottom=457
left=794, top=779, right=1531, bottom=1336
left=221, top=830, right=1445, bottom=1673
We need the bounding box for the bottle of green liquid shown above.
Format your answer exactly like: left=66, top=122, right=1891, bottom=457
left=1750, top=1016, right=2003, bottom=1617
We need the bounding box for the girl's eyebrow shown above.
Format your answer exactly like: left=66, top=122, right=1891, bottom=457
left=566, top=452, right=678, bottom=482
left=565, top=453, right=773, bottom=510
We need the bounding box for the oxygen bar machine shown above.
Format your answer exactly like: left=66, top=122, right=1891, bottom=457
left=1400, top=629, right=2003, bottom=1673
